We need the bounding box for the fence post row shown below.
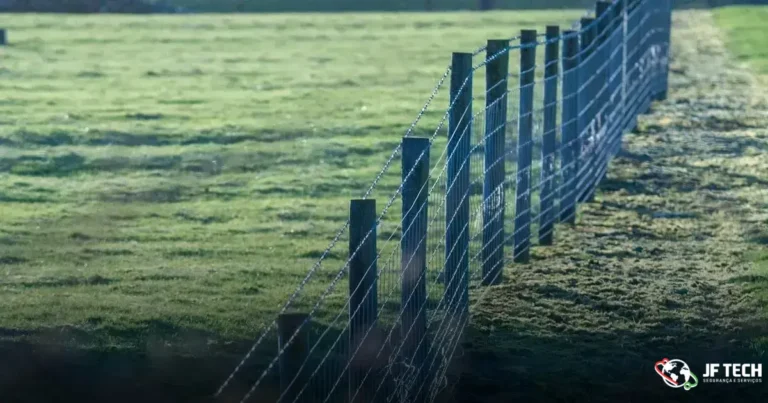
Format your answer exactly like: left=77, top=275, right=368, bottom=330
left=538, top=25, right=560, bottom=246
left=559, top=31, right=579, bottom=225
left=219, top=3, right=684, bottom=403
left=446, top=52, right=472, bottom=306
left=278, top=313, right=311, bottom=403
left=481, top=41, right=508, bottom=285
left=348, top=199, right=378, bottom=403
left=513, top=29, right=536, bottom=264
left=400, top=136, right=430, bottom=403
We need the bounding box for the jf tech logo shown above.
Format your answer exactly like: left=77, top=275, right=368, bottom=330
left=655, top=358, right=699, bottom=391
left=655, top=357, right=763, bottom=390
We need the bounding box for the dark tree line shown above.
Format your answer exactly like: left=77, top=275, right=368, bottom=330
left=0, top=0, right=180, bottom=12
left=423, top=0, right=496, bottom=11
left=478, top=0, right=496, bottom=10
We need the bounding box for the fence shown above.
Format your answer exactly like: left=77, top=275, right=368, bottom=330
left=214, top=0, right=671, bottom=402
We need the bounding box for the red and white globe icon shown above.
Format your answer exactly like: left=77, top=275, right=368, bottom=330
left=655, top=358, right=699, bottom=391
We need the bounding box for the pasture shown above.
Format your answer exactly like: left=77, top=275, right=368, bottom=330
left=0, top=11, right=582, bottom=349
left=0, top=5, right=766, bottom=403
left=714, top=4, right=768, bottom=328
left=715, top=6, right=768, bottom=82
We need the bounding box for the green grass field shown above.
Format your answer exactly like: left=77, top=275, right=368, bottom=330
left=0, top=5, right=767, bottom=403
left=714, top=4, right=768, bottom=335
left=0, top=11, right=582, bottom=349
left=715, top=6, right=768, bottom=82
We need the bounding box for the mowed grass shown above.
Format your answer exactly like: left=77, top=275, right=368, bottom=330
left=714, top=5, right=768, bottom=329
left=714, top=6, right=768, bottom=83
left=0, top=11, right=582, bottom=349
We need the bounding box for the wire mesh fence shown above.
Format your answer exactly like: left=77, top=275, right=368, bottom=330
left=214, top=0, right=672, bottom=402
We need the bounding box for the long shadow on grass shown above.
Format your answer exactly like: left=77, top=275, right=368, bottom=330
left=445, top=125, right=768, bottom=401
left=0, top=326, right=283, bottom=403
left=451, top=323, right=766, bottom=403
left=0, top=316, right=411, bottom=403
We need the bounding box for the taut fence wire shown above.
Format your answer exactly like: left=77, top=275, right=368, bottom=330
left=214, top=0, right=672, bottom=401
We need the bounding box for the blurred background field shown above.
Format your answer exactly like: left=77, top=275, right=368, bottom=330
left=1, top=2, right=766, bottom=353
left=714, top=5, right=768, bottom=83
left=0, top=10, right=581, bottom=348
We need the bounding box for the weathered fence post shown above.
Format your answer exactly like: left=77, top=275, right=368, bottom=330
left=625, top=0, right=639, bottom=132
left=401, top=136, right=430, bottom=403
left=278, top=313, right=310, bottom=403
left=620, top=0, right=629, bottom=133
left=638, top=0, right=653, bottom=116
left=539, top=26, right=559, bottom=246
left=349, top=199, right=378, bottom=403
left=582, top=1, right=612, bottom=203
left=596, top=1, right=611, bottom=124
left=652, top=0, right=661, bottom=101
left=657, top=0, right=672, bottom=101
left=481, top=41, right=507, bottom=285
left=513, top=29, right=536, bottom=264
left=576, top=17, right=595, bottom=204
left=0, top=29, right=6, bottom=46
left=446, top=53, right=472, bottom=305
left=614, top=0, right=626, bottom=155
left=559, top=31, right=579, bottom=225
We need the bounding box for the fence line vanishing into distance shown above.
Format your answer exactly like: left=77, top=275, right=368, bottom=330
left=215, top=0, right=672, bottom=401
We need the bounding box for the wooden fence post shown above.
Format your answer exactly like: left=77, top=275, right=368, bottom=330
left=348, top=199, right=378, bottom=403
left=446, top=52, right=472, bottom=305
left=657, top=0, right=672, bottom=101
left=539, top=25, right=560, bottom=246
left=481, top=40, right=508, bottom=284
left=576, top=17, right=595, bottom=204
left=278, top=313, right=310, bottom=403
left=638, top=0, right=653, bottom=115
left=513, top=29, right=536, bottom=264
left=401, top=137, right=430, bottom=403
left=559, top=31, right=579, bottom=225
left=625, top=0, right=644, bottom=132
left=582, top=1, right=612, bottom=203
left=614, top=0, right=627, bottom=155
